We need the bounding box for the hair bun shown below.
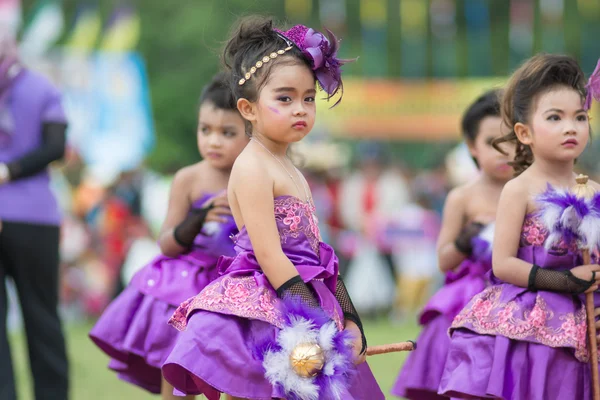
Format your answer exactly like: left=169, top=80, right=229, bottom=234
left=223, top=16, right=277, bottom=71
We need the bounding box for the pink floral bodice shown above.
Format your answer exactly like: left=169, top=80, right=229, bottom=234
left=520, top=213, right=578, bottom=253
left=234, top=195, right=323, bottom=256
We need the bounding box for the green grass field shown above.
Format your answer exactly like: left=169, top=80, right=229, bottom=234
left=10, top=318, right=419, bottom=399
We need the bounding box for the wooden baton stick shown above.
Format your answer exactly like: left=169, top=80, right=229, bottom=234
left=573, top=175, right=600, bottom=400
left=366, top=340, right=416, bottom=356
left=583, top=247, right=600, bottom=400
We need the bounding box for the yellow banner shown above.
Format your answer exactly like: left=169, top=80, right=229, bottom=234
left=285, top=0, right=312, bottom=20
left=65, top=9, right=101, bottom=50
left=317, top=78, right=503, bottom=140
left=360, top=0, right=386, bottom=27
left=316, top=78, right=600, bottom=140
left=578, top=0, right=600, bottom=18
left=400, top=0, right=427, bottom=37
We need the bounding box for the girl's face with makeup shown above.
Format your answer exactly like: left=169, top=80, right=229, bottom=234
left=252, top=61, right=316, bottom=144
left=468, top=115, right=515, bottom=182
left=523, top=87, right=589, bottom=163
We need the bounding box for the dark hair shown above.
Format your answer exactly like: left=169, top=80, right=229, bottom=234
left=493, top=54, right=587, bottom=176
left=223, top=16, right=310, bottom=103
left=462, top=89, right=502, bottom=168
left=199, top=71, right=237, bottom=111
left=461, top=89, right=502, bottom=142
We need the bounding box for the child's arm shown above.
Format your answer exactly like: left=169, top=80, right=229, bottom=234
left=298, top=170, right=368, bottom=361
left=232, top=159, right=310, bottom=292
left=493, top=179, right=600, bottom=291
left=157, top=168, right=229, bottom=257
left=437, top=187, right=470, bottom=272
left=234, top=159, right=367, bottom=363
left=491, top=180, right=531, bottom=285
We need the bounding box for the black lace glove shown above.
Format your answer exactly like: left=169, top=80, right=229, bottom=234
left=454, top=222, right=485, bottom=256
left=173, top=203, right=215, bottom=248
left=528, top=264, right=596, bottom=294
left=335, top=277, right=367, bottom=355
left=276, top=275, right=320, bottom=308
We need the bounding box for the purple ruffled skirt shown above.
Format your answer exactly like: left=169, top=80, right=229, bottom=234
left=89, top=251, right=220, bottom=393
left=162, top=309, right=383, bottom=400
left=439, top=329, right=594, bottom=400
left=392, top=258, right=489, bottom=399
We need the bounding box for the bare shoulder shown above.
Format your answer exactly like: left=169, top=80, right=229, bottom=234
left=444, top=184, right=468, bottom=209
left=167, top=163, right=206, bottom=207
left=230, top=148, right=271, bottom=185
left=174, top=161, right=210, bottom=187
left=459, top=178, right=486, bottom=198
left=501, top=175, right=529, bottom=198
left=172, top=163, right=199, bottom=187
left=446, top=183, right=473, bottom=203
left=498, top=175, right=532, bottom=214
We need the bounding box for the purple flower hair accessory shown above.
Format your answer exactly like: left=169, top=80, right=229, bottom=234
left=584, top=58, right=600, bottom=111
left=275, top=25, right=353, bottom=98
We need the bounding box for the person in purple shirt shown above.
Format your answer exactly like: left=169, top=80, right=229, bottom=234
left=0, top=32, right=68, bottom=399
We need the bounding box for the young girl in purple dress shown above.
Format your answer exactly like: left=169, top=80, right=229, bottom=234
left=89, top=72, right=248, bottom=399
left=392, top=89, right=514, bottom=399
left=439, top=54, right=600, bottom=400
left=162, top=16, right=384, bottom=400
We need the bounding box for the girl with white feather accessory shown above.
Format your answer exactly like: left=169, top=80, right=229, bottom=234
left=161, top=15, right=384, bottom=400
left=89, top=72, right=248, bottom=400
left=392, top=89, right=514, bottom=399
left=439, top=54, right=600, bottom=400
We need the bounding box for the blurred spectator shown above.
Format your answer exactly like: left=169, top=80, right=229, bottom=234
left=339, top=142, right=410, bottom=282
left=412, top=163, right=450, bottom=216
left=0, top=31, right=69, bottom=400
left=389, top=192, right=442, bottom=320
left=338, top=142, right=411, bottom=315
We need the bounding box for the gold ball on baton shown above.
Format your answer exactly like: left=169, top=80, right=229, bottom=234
left=573, top=174, right=595, bottom=199
left=289, top=343, right=325, bottom=378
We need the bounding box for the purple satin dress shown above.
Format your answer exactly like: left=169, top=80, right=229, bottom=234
left=162, top=195, right=384, bottom=400
left=439, top=214, right=600, bottom=399
left=89, top=194, right=237, bottom=394
left=392, top=227, right=493, bottom=399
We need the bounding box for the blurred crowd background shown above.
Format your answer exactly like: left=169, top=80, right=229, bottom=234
left=3, top=0, right=600, bottom=332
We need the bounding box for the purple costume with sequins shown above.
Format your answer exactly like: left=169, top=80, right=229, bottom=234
left=392, top=226, right=493, bottom=399
left=439, top=214, right=600, bottom=399
left=89, top=194, right=237, bottom=394
left=162, top=195, right=384, bottom=400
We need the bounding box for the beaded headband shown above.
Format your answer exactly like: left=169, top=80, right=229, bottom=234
left=238, top=25, right=350, bottom=98
left=237, top=38, right=293, bottom=86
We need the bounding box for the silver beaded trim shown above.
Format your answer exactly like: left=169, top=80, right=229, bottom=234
left=238, top=46, right=293, bottom=86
